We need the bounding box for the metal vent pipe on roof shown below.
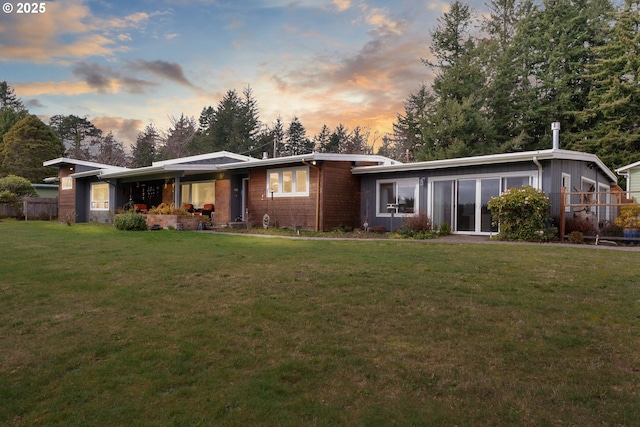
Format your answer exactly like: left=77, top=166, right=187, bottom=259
left=551, top=122, right=560, bottom=150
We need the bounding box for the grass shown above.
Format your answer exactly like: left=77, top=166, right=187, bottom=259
left=1, top=221, right=639, bottom=426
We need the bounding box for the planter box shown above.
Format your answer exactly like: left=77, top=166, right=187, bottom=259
left=145, top=214, right=203, bottom=230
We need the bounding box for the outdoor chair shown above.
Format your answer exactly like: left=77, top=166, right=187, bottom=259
left=183, top=203, right=194, bottom=213
left=201, top=204, right=214, bottom=218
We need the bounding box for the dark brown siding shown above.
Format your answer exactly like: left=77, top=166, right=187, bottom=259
left=319, top=161, right=361, bottom=231
left=58, top=166, right=76, bottom=222
left=246, top=167, right=316, bottom=230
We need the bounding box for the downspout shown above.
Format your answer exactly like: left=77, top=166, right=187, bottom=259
left=533, top=156, right=543, bottom=190
left=302, top=160, right=321, bottom=232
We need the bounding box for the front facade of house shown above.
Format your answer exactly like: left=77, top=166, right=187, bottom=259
left=354, top=149, right=618, bottom=235
left=616, top=160, right=640, bottom=197
left=44, top=152, right=398, bottom=231
left=44, top=148, right=617, bottom=235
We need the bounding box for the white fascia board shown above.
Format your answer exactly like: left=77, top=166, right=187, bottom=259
left=352, top=149, right=617, bottom=183
left=615, top=160, right=640, bottom=174
left=99, top=165, right=166, bottom=179
left=220, top=153, right=398, bottom=170
left=43, top=157, right=128, bottom=170
left=152, top=151, right=255, bottom=167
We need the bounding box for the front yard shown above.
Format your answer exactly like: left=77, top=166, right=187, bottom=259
left=1, top=221, right=639, bottom=426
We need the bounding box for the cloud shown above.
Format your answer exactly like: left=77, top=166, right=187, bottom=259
left=332, top=0, right=351, bottom=12
left=13, top=81, right=96, bottom=97
left=165, top=33, right=180, bottom=40
left=92, top=116, right=144, bottom=150
left=363, top=7, right=406, bottom=36
left=127, top=59, right=197, bottom=88
left=25, top=99, right=45, bottom=109
left=0, top=2, right=167, bottom=63
left=72, top=62, right=157, bottom=94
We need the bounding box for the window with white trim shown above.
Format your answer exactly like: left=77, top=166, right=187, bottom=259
left=562, top=173, right=571, bottom=212
left=266, top=167, right=309, bottom=197
left=61, top=177, right=73, bottom=190
left=377, top=178, right=419, bottom=216
left=90, top=183, right=109, bottom=210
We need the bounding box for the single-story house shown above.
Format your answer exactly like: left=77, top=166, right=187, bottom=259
left=44, top=143, right=618, bottom=235
left=615, top=160, right=640, bottom=198
left=354, top=148, right=618, bottom=234
left=44, top=152, right=399, bottom=230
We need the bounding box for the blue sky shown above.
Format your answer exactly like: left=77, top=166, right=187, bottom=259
left=0, top=0, right=486, bottom=149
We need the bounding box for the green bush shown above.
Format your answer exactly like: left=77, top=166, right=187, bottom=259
left=0, top=175, right=37, bottom=218
left=397, top=213, right=439, bottom=239
left=487, top=186, right=551, bottom=242
left=114, top=212, right=148, bottom=231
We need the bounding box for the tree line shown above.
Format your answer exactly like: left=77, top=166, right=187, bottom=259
left=385, top=0, right=640, bottom=170
left=0, top=82, right=376, bottom=183
left=2, top=0, right=639, bottom=182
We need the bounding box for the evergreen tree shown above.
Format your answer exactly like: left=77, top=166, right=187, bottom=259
left=188, top=106, right=216, bottom=155
left=271, top=116, right=285, bottom=157
left=1, top=115, right=64, bottom=182
left=392, top=84, right=434, bottom=161
left=49, top=114, right=101, bottom=160
left=574, top=0, right=640, bottom=168
left=160, top=114, right=196, bottom=160
left=331, top=124, right=349, bottom=154
left=0, top=81, right=26, bottom=111
left=0, top=82, right=29, bottom=148
left=283, top=117, right=313, bottom=156
left=314, top=125, right=333, bottom=153
left=131, top=124, right=159, bottom=167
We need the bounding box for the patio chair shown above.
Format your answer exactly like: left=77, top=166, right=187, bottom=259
left=183, top=203, right=194, bottom=213
left=201, top=204, right=214, bottom=218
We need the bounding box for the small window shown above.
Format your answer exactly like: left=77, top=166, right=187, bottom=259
left=266, top=167, right=309, bottom=197
left=61, top=177, right=73, bottom=190
left=376, top=178, right=419, bottom=216
left=90, top=183, right=109, bottom=211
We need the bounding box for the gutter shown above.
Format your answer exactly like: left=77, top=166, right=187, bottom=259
left=533, top=156, right=543, bottom=190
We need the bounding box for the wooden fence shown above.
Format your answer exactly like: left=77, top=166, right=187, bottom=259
left=0, top=197, right=58, bottom=220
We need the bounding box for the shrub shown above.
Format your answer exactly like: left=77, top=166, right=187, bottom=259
left=397, top=213, right=437, bottom=239
left=568, top=231, right=585, bottom=244
left=147, top=203, right=190, bottom=217
left=0, top=175, right=37, bottom=218
left=615, top=204, right=640, bottom=229
left=114, top=211, right=148, bottom=231
left=487, top=186, right=551, bottom=242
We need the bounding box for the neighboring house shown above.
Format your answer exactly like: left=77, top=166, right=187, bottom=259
left=615, top=160, right=640, bottom=199
left=44, top=147, right=617, bottom=235
left=32, top=184, right=59, bottom=198
left=353, top=148, right=617, bottom=235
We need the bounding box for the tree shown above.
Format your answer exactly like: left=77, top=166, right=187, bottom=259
left=131, top=124, right=159, bottom=167
left=93, top=131, right=129, bottom=166
left=209, top=87, right=262, bottom=156
left=283, top=117, right=313, bottom=156
left=271, top=116, right=285, bottom=157
left=0, top=82, right=29, bottom=148
left=343, top=126, right=370, bottom=154
left=159, top=114, right=196, bottom=160
left=314, top=125, right=332, bottom=153
left=331, top=124, right=349, bottom=154
left=1, top=115, right=64, bottom=182
left=0, top=81, right=26, bottom=111
left=49, top=115, right=101, bottom=160
left=0, top=175, right=37, bottom=217
left=574, top=0, right=640, bottom=169
left=187, top=106, right=216, bottom=155
left=392, top=84, right=435, bottom=161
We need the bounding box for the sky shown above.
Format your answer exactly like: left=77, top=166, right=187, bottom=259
left=0, top=0, right=486, bottom=152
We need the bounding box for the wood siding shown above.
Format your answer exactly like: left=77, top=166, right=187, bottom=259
left=58, top=166, right=76, bottom=222
left=319, top=161, right=361, bottom=230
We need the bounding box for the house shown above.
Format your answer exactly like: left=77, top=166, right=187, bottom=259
left=353, top=148, right=618, bottom=235
left=615, top=160, right=640, bottom=200
left=44, top=152, right=398, bottom=230
left=44, top=137, right=617, bottom=235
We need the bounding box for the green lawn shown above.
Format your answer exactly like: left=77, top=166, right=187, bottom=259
left=1, top=221, right=639, bottom=426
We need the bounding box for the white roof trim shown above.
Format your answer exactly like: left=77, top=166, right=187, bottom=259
left=352, top=149, right=617, bottom=183
left=152, top=151, right=255, bottom=166
left=220, top=152, right=399, bottom=170
left=615, top=160, right=640, bottom=174
left=43, top=157, right=128, bottom=170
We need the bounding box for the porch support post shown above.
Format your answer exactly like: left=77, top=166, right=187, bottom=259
left=174, top=175, right=181, bottom=207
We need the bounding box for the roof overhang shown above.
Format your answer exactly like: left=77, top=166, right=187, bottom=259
left=615, top=160, right=640, bottom=175
left=352, top=149, right=618, bottom=183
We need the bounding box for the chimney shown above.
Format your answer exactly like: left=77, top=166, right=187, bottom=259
left=551, top=122, right=560, bottom=150
left=262, top=152, right=269, bottom=160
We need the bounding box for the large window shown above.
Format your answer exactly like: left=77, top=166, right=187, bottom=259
left=267, top=167, right=309, bottom=197
left=377, top=178, right=419, bottom=216
left=90, top=183, right=109, bottom=211
left=181, top=180, right=215, bottom=208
